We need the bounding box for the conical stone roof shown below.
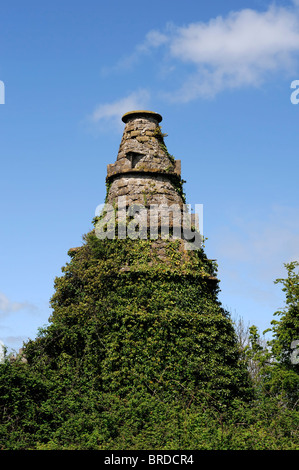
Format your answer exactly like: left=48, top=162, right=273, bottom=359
left=106, top=110, right=183, bottom=208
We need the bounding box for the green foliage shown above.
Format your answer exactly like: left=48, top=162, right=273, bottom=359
left=0, top=234, right=298, bottom=449
left=244, top=262, right=299, bottom=408
left=270, top=261, right=299, bottom=366
left=170, top=176, right=187, bottom=203
left=153, top=125, right=186, bottom=202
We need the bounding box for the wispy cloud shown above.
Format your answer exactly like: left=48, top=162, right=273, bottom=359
left=216, top=205, right=299, bottom=266
left=101, top=30, right=169, bottom=76
left=90, top=3, right=299, bottom=128
left=0, top=292, right=37, bottom=318
left=212, top=204, right=299, bottom=310
left=103, top=3, right=299, bottom=102
left=89, top=89, right=151, bottom=132
left=165, top=4, right=299, bottom=101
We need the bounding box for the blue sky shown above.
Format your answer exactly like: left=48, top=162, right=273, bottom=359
left=1, top=0, right=299, bottom=352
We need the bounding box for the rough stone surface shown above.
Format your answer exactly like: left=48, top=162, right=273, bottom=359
left=106, top=111, right=183, bottom=210
left=107, top=174, right=183, bottom=207
left=98, top=110, right=207, bottom=264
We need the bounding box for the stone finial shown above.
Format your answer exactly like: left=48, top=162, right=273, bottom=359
left=121, top=110, right=162, bottom=124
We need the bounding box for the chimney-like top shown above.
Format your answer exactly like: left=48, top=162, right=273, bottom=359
left=106, top=109, right=181, bottom=184
left=105, top=109, right=182, bottom=210
left=122, top=110, right=162, bottom=124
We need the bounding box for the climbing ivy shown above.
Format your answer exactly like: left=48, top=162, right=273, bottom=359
left=0, top=231, right=297, bottom=449
left=154, top=125, right=175, bottom=165
left=23, top=233, right=252, bottom=405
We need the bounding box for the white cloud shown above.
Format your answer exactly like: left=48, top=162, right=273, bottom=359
left=92, top=4, right=299, bottom=123
left=217, top=205, right=299, bottom=266
left=101, top=30, right=169, bottom=75
left=89, top=89, right=151, bottom=131
left=106, top=4, right=299, bottom=102
left=165, top=5, right=299, bottom=100
left=0, top=292, right=36, bottom=318
left=170, top=7, right=299, bottom=66
left=137, top=30, right=169, bottom=53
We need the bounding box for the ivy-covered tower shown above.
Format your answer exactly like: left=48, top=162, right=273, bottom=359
left=24, top=111, right=252, bottom=444
left=98, top=110, right=202, bottom=264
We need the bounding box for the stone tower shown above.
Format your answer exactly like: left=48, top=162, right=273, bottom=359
left=7, top=110, right=252, bottom=452
left=106, top=110, right=184, bottom=209
left=94, top=109, right=204, bottom=264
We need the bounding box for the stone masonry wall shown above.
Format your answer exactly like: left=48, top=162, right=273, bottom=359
left=106, top=111, right=183, bottom=210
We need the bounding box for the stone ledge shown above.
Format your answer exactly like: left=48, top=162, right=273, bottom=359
left=106, top=165, right=181, bottom=180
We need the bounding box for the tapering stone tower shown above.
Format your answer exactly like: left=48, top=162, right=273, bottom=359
left=94, top=110, right=203, bottom=265
left=23, top=108, right=252, bottom=436
left=106, top=110, right=184, bottom=209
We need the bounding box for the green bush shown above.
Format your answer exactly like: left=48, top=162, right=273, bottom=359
left=0, top=235, right=298, bottom=449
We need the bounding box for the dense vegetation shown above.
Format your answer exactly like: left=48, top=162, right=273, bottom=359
left=0, top=229, right=298, bottom=450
